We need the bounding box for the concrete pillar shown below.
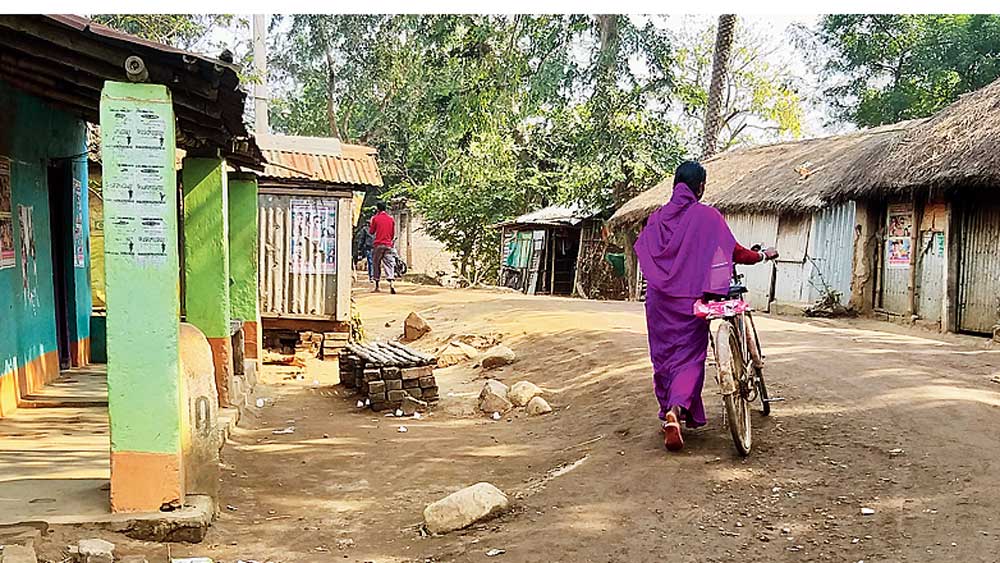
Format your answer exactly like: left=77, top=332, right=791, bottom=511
left=182, top=157, right=233, bottom=406
left=100, top=82, right=184, bottom=512
left=227, top=173, right=261, bottom=362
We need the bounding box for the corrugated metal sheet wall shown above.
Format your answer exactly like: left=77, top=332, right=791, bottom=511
left=726, top=213, right=779, bottom=311
left=806, top=202, right=856, bottom=305
left=918, top=230, right=945, bottom=323
left=957, top=202, right=1000, bottom=334
left=259, top=194, right=339, bottom=319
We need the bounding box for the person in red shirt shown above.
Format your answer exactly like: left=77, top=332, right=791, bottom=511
left=369, top=202, right=397, bottom=294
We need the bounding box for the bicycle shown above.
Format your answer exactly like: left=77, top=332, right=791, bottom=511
left=694, top=261, right=780, bottom=456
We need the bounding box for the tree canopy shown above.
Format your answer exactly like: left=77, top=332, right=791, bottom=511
left=815, top=14, right=1000, bottom=127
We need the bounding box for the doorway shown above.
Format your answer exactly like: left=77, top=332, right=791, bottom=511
left=47, top=162, right=74, bottom=370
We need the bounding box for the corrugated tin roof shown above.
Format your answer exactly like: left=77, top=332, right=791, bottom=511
left=501, top=204, right=599, bottom=228
left=258, top=140, right=384, bottom=188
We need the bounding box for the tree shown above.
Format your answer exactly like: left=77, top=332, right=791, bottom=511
left=814, top=14, right=1000, bottom=127
left=268, top=15, right=686, bottom=282
left=93, top=14, right=238, bottom=52
left=672, top=18, right=804, bottom=153
left=93, top=14, right=258, bottom=84
left=702, top=14, right=737, bottom=158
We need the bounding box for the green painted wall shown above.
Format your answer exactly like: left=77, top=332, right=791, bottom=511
left=100, top=82, right=181, bottom=454
left=182, top=158, right=231, bottom=339
left=227, top=175, right=258, bottom=322
left=0, top=78, right=89, bottom=380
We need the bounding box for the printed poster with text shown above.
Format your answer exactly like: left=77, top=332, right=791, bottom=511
left=0, top=157, right=13, bottom=269
left=887, top=203, right=913, bottom=269
left=289, top=198, right=338, bottom=275
left=73, top=177, right=86, bottom=268
left=101, top=97, right=173, bottom=269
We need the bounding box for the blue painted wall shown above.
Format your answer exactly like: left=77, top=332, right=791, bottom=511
left=0, top=78, right=90, bottom=384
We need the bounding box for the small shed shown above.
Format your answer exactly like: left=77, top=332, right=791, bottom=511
left=256, top=134, right=383, bottom=333
left=498, top=205, right=602, bottom=296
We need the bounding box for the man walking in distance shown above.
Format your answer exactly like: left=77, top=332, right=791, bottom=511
left=369, top=201, right=397, bottom=294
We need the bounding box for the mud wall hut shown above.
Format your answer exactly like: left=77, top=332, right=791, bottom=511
left=842, top=78, right=1000, bottom=335
left=609, top=122, right=916, bottom=314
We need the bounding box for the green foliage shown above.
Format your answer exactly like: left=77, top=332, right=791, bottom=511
left=815, top=14, right=1000, bottom=127
left=269, top=15, right=687, bottom=282
left=93, top=14, right=259, bottom=84
left=268, top=15, right=809, bottom=282
left=673, top=21, right=804, bottom=152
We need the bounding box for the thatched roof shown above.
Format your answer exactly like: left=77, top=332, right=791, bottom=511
left=846, top=78, right=1000, bottom=194
left=608, top=121, right=920, bottom=229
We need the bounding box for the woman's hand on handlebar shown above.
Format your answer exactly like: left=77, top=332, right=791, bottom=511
left=750, top=244, right=779, bottom=261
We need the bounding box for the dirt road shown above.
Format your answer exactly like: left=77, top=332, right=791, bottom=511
left=47, top=285, right=1000, bottom=562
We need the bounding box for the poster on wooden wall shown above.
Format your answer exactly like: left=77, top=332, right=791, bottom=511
left=0, top=156, right=12, bottom=269
left=887, top=203, right=913, bottom=269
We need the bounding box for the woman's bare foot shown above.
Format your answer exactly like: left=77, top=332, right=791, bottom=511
left=662, top=411, right=684, bottom=452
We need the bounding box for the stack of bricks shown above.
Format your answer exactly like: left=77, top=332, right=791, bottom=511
left=340, top=341, right=439, bottom=411
left=295, top=331, right=324, bottom=358
left=321, top=331, right=350, bottom=360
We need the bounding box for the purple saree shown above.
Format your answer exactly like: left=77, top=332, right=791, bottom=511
left=635, top=183, right=736, bottom=427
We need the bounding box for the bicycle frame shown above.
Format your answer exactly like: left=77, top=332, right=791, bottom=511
left=695, top=279, right=765, bottom=399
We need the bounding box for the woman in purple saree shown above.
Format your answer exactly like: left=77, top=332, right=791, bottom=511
left=635, top=161, right=774, bottom=451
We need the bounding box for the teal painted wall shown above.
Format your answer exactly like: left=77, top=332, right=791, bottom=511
left=182, top=158, right=231, bottom=339
left=101, top=82, right=181, bottom=454
left=0, top=78, right=90, bottom=381
left=227, top=175, right=258, bottom=322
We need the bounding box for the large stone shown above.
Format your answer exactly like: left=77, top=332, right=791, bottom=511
left=437, top=342, right=479, bottom=368
left=423, top=482, right=510, bottom=534
left=0, top=545, right=37, bottom=563
left=480, top=345, right=516, bottom=370
left=403, top=312, right=432, bottom=342
left=77, top=539, right=115, bottom=563
left=401, top=395, right=428, bottom=416
left=509, top=381, right=543, bottom=407
left=478, top=379, right=511, bottom=414
left=525, top=396, right=553, bottom=416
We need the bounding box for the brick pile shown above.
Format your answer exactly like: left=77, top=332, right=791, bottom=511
left=340, top=341, right=439, bottom=411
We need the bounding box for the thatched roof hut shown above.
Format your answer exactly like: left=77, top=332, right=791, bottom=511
left=608, top=121, right=920, bottom=229
left=845, top=78, right=1000, bottom=195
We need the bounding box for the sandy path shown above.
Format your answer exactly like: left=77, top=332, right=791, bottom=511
left=38, top=284, right=1000, bottom=562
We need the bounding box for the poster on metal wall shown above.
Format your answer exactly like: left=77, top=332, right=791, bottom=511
left=289, top=198, right=337, bottom=275
left=887, top=203, right=913, bottom=269
left=0, top=157, right=13, bottom=269
left=73, top=177, right=86, bottom=268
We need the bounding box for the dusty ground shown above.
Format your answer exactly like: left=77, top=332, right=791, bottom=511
left=38, top=284, right=1000, bottom=562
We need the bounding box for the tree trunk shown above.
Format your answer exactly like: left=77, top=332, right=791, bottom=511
left=324, top=50, right=344, bottom=140
left=701, top=14, right=737, bottom=160
left=595, top=15, right=619, bottom=100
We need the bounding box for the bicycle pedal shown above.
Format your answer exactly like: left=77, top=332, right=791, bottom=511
left=763, top=397, right=785, bottom=403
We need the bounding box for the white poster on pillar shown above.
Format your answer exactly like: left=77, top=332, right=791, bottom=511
left=101, top=97, right=173, bottom=268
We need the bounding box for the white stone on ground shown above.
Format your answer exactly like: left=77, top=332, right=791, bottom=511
left=479, top=379, right=512, bottom=414
left=423, top=482, right=510, bottom=534
left=480, top=345, right=516, bottom=369
left=508, top=381, right=542, bottom=407
left=526, top=396, right=553, bottom=415
left=77, top=538, right=115, bottom=563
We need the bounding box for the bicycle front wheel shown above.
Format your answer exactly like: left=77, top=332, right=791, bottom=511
left=716, top=322, right=752, bottom=456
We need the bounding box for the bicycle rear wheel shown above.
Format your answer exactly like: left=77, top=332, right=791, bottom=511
left=716, top=322, right=752, bottom=456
